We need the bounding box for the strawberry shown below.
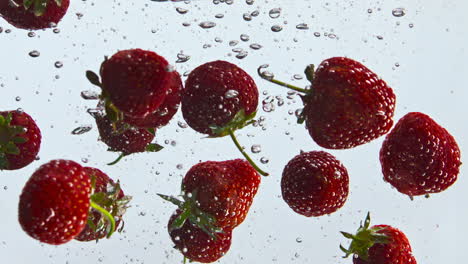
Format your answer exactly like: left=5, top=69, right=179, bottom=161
left=341, top=213, right=417, bottom=264
left=168, top=210, right=232, bottom=263
left=281, top=151, right=349, bottom=217
left=18, top=160, right=91, bottom=245
left=19, top=160, right=130, bottom=245
left=0, top=0, right=69, bottom=30
left=75, top=167, right=131, bottom=242
left=181, top=60, right=268, bottom=176
left=94, top=113, right=163, bottom=164
left=380, top=112, right=461, bottom=197
left=89, top=49, right=173, bottom=119
left=123, top=71, right=183, bottom=128
left=0, top=110, right=41, bottom=170
left=159, top=159, right=260, bottom=235
left=258, top=57, right=396, bottom=149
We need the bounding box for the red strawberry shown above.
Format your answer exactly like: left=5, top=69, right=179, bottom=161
left=96, top=49, right=173, bottom=118
left=94, top=113, right=163, bottom=164
left=168, top=210, right=232, bottom=263
left=0, top=110, right=41, bottom=170
left=0, top=0, right=69, bottom=30
left=281, top=151, right=349, bottom=217
left=380, top=112, right=461, bottom=197
left=123, top=71, right=183, bottom=128
left=181, top=60, right=268, bottom=176
left=341, top=213, right=417, bottom=264
left=159, top=159, right=260, bottom=235
left=258, top=57, right=396, bottom=149
left=75, top=167, right=131, bottom=242
left=18, top=160, right=91, bottom=245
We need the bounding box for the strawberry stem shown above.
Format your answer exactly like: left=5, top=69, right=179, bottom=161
left=228, top=129, right=269, bottom=176
left=90, top=200, right=116, bottom=238
left=107, top=153, right=126, bottom=165
left=257, top=65, right=310, bottom=94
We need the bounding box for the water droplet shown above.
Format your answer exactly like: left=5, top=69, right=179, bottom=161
left=176, top=51, right=190, bottom=63
left=269, top=8, right=282, bottom=19
left=271, top=25, right=283, bottom=32
left=28, top=50, right=40, bottom=58
left=215, top=13, right=224, bottom=19
left=392, top=7, right=406, bottom=17
left=199, top=21, right=216, bottom=29
left=176, top=164, right=183, bottom=170
left=54, top=61, right=63, bottom=68
left=81, top=90, right=100, bottom=100
left=27, top=32, right=35, bottom=37
left=296, top=23, right=309, bottom=30
left=71, top=125, right=92, bottom=135
left=176, top=7, right=188, bottom=14
left=249, top=43, right=262, bottom=50
left=251, top=144, right=261, bottom=154
left=229, top=40, right=239, bottom=46
left=260, top=157, right=269, bottom=164
left=240, top=34, right=250, bottom=41
left=178, top=121, right=188, bottom=128
left=81, top=158, right=88, bottom=163
left=15, top=96, right=21, bottom=101
left=225, top=89, right=239, bottom=99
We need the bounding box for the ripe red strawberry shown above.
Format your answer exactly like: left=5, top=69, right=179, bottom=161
left=168, top=210, right=232, bottom=263
left=341, top=213, right=417, bottom=264
left=18, top=160, right=91, bottom=245
left=0, top=110, right=41, bottom=170
left=380, top=112, right=461, bottom=197
left=75, top=167, right=131, bottom=242
left=281, top=151, right=349, bottom=217
left=94, top=113, right=163, bottom=164
left=159, top=159, right=260, bottom=235
left=96, top=49, right=173, bottom=118
left=181, top=60, right=268, bottom=176
left=0, top=0, right=69, bottom=30
left=259, top=57, right=396, bottom=149
left=123, top=71, right=183, bottom=128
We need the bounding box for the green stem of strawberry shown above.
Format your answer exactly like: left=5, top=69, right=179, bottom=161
left=89, top=200, right=116, bottom=238
left=228, top=129, right=269, bottom=176
left=257, top=65, right=310, bottom=94
left=107, top=153, right=126, bottom=166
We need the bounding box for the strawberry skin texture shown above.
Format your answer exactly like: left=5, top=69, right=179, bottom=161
left=182, top=159, right=261, bottom=229
left=181, top=60, right=259, bottom=136
left=281, top=151, right=349, bottom=217
left=95, top=114, right=155, bottom=155
left=0, top=110, right=41, bottom=170
left=353, top=225, right=417, bottom=264
left=124, top=71, right=183, bottom=128
left=304, top=57, right=395, bottom=149
left=18, top=160, right=91, bottom=245
left=100, top=49, right=172, bottom=118
left=380, top=112, right=461, bottom=196
left=74, top=167, right=125, bottom=242
left=169, top=210, right=232, bottom=263
left=0, top=0, right=70, bottom=30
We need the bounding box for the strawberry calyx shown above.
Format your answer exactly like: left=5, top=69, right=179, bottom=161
left=87, top=176, right=132, bottom=239
left=0, top=112, right=28, bottom=169
left=158, top=191, right=224, bottom=240
left=340, top=212, right=389, bottom=261
left=107, top=141, right=163, bottom=166
left=9, top=0, right=63, bottom=16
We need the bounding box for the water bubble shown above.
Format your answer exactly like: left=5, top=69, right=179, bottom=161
left=81, top=90, right=100, bottom=100
left=54, top=61, right=63, bottom=68
left=176, top=164, right=183, bottom=170
left=251, top=144, right=261, bottom=154
left=215, top=13, right=224, bottom=19
left=392, top=7, right=406, bottom=17
left=240, top=34, right=250, bottom=41
left=269, top=8, right=282, bottom=19
left=246, top=0, right=254, bottom=4
left=15, top=96, right=21, bottom=102
left=235, top=50, right=248, bottom=59
left=243, top=13, right=252, bottom=21
left=296, top=23, right=309, bottom=30
left=71, top=125, right=92, bottom=135
left=81, top=158, right=89, bottom=163
left=177, top=121, right=188, bottom=128
left=27, top=32, right=36, bottom=37
left=176, top=51, right=190, bottom=63
left=296, top=237, right=303, bottom=243
left=229, top=40, right=239, bottom=46
left=260, top=157, right=269, bottom=164
left=314, top=32, right=321, bottom=37
left=271, top=25, right=283, bottom=32
left=199, top=21, right=216, bottom=29
left=249, top=43, right=262, bottom=50
left=176, top=7, right=188, bottom=14
left=28, top=50, right=40, bottom=58
left=225, top=89, right=239, bottom=99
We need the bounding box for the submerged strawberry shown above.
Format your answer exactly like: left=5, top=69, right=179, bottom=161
left=341, top=213, right=417, bottom=264
left=75, top=167, right=131, bottom=242
left=380, top=112, right=461, bottom=197
left=182, top=60, right=268, bottom=176
left=258, top=57, right=395, bottom=149
left=168, top=210, right=232, bottom=263
left=0, top=110, right=41, bottom=170
left=0, top=0, right=70, bottom=30
left=281, top=151, right=349, bottom=217
left=159, top=159, right=261, bottom=236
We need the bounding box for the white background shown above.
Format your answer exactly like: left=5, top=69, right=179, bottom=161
left=0, top=0, right=467, bottom=263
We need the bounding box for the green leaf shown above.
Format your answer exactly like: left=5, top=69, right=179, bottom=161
left=157, top=194, right=184, bottom=207
left=5, top=142, right=20, bottom=155
left=0, top=154, right=9, bottom=170
left=0, top=115, right=5, bottom=126
left=145, top=143, right=163, bottom=152
left=33, top=0, right=48, bottom=17
left=23, top=0, right=33, bottom=9
left=147, top=128, right=156, bottom=135
left=304, top=64, right=315, bottom=83
left=86, top=70, right=102, bottom=87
